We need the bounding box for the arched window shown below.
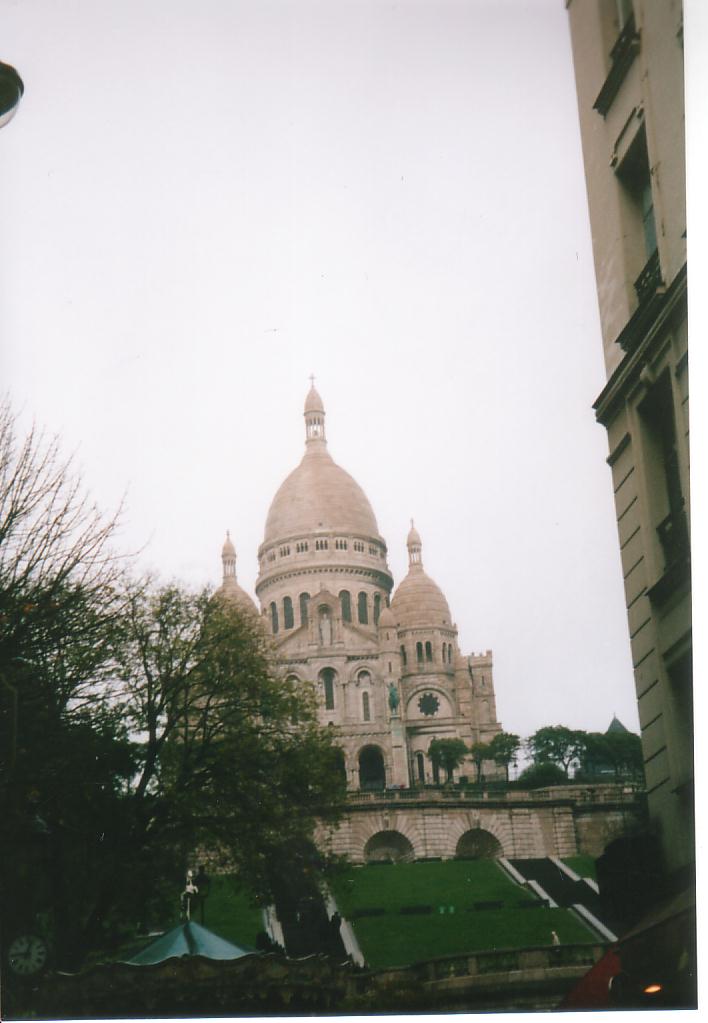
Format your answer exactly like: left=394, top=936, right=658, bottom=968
left=358, top=745, right=385, bottom=790
left=358, top=591, right=368, bottom=625
left=299, top=592, right=310, bottom=626
left=416, top=751, right=425, bottom=783
left=270, top=602, right=279, bottom=633
left=320, top=667, right=336, bottom=711
left=416, top=642, right=424, bottom=664
left=283, top=596, right=294, bottom=629
left=442, top=644, right=447, bottom=664
left=448, top=643, right=453, bottom=664
left=400, top=645, right=407, bottom=666
left=362, top=691, right=370, bottom=722
left=339, top=590, right=352, bottom=623
left=373, top=593, right=381, bottom=625
left=425, top=641, right=433, bottom=662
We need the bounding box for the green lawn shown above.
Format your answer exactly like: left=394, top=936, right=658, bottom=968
left=562, top=855, right=598, bottom=881
left=331, top=861, right=596, bottom=970
left=352, top=907, right=595, bottom=969
left=200, top=875, right=264, bottom=948
left=332, top=860, right=522, bottom=916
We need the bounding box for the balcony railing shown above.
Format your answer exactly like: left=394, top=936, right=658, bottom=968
left=593, top=14, right=640, bottom=116
left=657, top=508, right=690, bottom=571
left=345, top=782, right=642, bottom=806
left=634, top=249, right=663, bottom=305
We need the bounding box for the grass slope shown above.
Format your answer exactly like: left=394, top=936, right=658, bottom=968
left=562, top=855, right=598, bottom=881
left=197, top=876, right=264, bottom=949
left=331, top=861, right=595, bottom=970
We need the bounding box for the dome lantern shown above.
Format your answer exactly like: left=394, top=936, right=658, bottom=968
left=304, top=375, right=326, bottom=445
left=222, top=531, right=237, bottom=579
left=407, top=519, right=423, bottom=568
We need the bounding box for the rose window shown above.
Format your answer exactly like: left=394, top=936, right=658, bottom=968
left=418, top=692, right=440, bottom=716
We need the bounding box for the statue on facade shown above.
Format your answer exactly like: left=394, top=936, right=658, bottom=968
left=318, top=608, right=332, bottom=646
left=388, top=682, right=400, bottom=714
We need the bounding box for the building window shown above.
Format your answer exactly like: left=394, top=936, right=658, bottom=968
left=639, top=370, right=688, bottom=576
left=335, top=538, right=348, bottom=550
left=320, top=667, right=336, bottom=711
left=283, top=596, right=294, bottom=629
left=267, top=551, right=276, bottom=562
left=315, top=538, right=329, bottom=551
left=416, top=642, right=423, bottom=664
left=416, top=751, right=425, bottom=784
left=279, top=545, right=290, bottom=557
left=299, top=592, right=310, bottom=626
left=617, top=129, right=660, bottom=299
left=400, top=645, right=407, bottom=667
left=373, top=593, right=381, bottom=626
left=270, top=601, right=279, bottom=634
left=362, top=691, right=371, bottom=722
left=594, top=2, right=639, bottom=115
left=339, top=590, right=352, bottom=622
left=296, top=541, right=309, bottom=554
left=369, top=544, right=377, bottom=556
left=425, top=641, right=433, bottom=662
left=358, top=591, right=368, bottom=625
left=353, top=540, right=364, bottom=553
left=448, top=643, right=453, bottom=664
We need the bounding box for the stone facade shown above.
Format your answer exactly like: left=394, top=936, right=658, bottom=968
left=567, top=0, right=691, bottom=883
left=316, top=786, right=645, bottom=864
left=221, top=383, right=501, bottom=793
left=219, top=385, right=646, bottom=866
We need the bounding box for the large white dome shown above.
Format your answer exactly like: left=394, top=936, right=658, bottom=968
left=262, top=384, right=382, bottom=545
left=263, top=445, right=380, bottom=544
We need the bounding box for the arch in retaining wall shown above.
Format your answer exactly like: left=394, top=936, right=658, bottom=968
left=446, top=811, right=509, bottom=859
left=364, top=829, right=415, bottom=864
left=455, top=828, right=504, bottom=859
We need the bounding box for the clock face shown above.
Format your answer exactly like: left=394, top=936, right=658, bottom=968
left=8, top=934, right=48, bottom=976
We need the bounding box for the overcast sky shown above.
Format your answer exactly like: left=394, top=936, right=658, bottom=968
left=1, top=0, right=664, bottom=738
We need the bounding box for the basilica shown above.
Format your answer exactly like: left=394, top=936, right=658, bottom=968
left=218, top=382, right=502, bottom=792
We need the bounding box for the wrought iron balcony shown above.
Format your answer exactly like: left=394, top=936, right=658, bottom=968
left=634, top=249, right=663, bottom=305
left=657, top=507, right=690, bottom=571
left=594, top=15, right=640, bottom=116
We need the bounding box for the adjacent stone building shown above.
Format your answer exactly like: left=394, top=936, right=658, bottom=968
left=220, top=383, right=501, bottom=793
left=566, top=0, right=691, bottom=891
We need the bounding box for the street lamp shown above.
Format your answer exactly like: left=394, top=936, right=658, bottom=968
left=0, top=61, right=23, bottom=130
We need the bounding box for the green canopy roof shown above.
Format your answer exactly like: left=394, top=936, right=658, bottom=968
left=125, top=921, right=257, bottom=966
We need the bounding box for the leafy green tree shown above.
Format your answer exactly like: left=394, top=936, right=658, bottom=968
left=517, top=761, right=567, bottom=789
left=468, top=741, right=490, bottom=784
left=526, top=725, right=587, bottom=777
left=0, top=402, right=129, bottom=970
left=579, top=730, right=644, bottom=781
left=427, top=737, right=468, bottom=783
left=113, top=582, right=346, bottom=913
left=487, top=731, right=521, bottom=783
left=0, top=405, right=345, bottom=973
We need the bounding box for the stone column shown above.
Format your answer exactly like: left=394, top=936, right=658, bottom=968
left=390, top=716, right=409, bottom=787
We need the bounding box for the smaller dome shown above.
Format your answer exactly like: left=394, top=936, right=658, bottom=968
left=378, top=606, right=396, bottom=628
left=391, top=524, right=453, bottom=628
left=222, top=531, right=236, bottom=557
left=390, top=571, right=452, bottom=628
left=304, top=383, right=324, bottom=413
left=218, top=578, right=259, bottom=616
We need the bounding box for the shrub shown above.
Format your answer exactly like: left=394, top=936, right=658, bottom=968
left=517, top=762, right=567, bottom=789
